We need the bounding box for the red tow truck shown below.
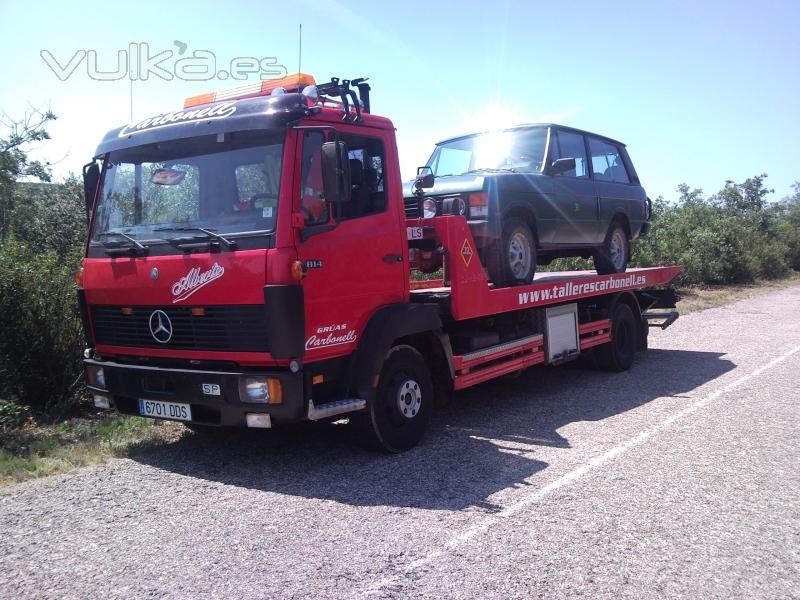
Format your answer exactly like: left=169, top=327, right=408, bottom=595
left=79, top=74, right=681, bottom=451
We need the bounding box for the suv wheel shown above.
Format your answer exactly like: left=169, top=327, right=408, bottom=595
left=486, top=217, right=537, bottom=287
left=594, top=221, right=629, bottom=274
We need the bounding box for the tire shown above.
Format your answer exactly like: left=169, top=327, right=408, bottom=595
left=486, top=217, right=537, bottom=287
left=351, top=345, right=433, bottom=452
left=593, top=221, right=629, bottom=274
left=595, top=302, right=638, bottom=372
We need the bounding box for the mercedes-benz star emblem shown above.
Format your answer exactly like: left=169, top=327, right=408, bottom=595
left=150, top=267, right=159, bottom=280
left=149, top=310, right=173, bottom=344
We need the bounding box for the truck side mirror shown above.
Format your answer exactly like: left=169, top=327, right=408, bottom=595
left=550, top=157, right=576, bottom=174
left=414, top=166, right=435, bottom=195
left=320, top=141, right=351, bottom=210
left=82, top=161, right=100, bottom=224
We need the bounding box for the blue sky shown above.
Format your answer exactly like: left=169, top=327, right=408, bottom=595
left=0, top=0, right=798, bottom=201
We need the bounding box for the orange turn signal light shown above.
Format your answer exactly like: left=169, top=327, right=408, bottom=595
left=74, top=268, right=84, bottom=288
left=191, top=307, right=206, bottom=316
left=291, top=260, right=307, bottom=281
left=468, top=192, right=488, bottom=207
left=121, top=307, right=134, bottom=316
left=267, top=379, right=283, bottom=405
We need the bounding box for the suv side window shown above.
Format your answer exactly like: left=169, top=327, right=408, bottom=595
left=340, top=134, right=386, bottom=220
left=551, top=130, right=588, bottom=178
left=589, top=138, right=630, bottom=183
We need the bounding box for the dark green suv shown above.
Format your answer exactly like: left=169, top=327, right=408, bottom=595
left=404, top=124, right=651, bottom=286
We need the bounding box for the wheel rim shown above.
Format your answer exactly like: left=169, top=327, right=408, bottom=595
left=508, top=231, right=532, bottom=279
left=395, top=378, right=422, bottom=419
left=609, top=230, right=627, bottom=270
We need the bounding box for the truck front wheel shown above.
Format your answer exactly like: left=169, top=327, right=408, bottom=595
left=352, top=345, right=433, bottom=452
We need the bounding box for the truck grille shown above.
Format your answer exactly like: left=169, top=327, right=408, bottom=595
left=91, top=305, right=269, bottom=352
left=404, top=197, right=420, bottom=218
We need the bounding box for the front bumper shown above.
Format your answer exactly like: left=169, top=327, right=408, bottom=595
left=84, top=358, right=305, bottom=426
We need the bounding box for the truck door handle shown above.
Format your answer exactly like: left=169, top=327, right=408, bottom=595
left=383, top=254, right=403, bottom=263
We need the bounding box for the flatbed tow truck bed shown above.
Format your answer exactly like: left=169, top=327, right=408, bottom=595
left=405, top=216, right=681, bottom=390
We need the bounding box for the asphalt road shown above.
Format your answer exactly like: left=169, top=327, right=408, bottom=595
left=2, top=285, right=799, bottom=599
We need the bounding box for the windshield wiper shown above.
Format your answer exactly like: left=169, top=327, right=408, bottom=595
left=464, top=167, right=516, bottom=174
left=155, top=226, right=237, bottom=250
left=96, top=231, right=149, bottom=256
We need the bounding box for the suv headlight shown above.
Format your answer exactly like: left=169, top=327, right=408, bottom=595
left=442, top=196, right=466, bottom=216
left=422, top=198, right=437, bottom=219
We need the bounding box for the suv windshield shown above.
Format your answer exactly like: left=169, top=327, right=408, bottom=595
left=426, top=127, right=548, bottom=176
left=90, top=131, right=284, bottom=247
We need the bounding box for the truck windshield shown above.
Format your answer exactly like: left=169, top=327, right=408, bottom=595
left=90, top=131, right=284, bottom=246
left=426, top=127, right=547, bottom=176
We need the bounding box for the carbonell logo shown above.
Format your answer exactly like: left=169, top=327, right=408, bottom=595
left=118, top=101, right=237, bottom=137
left=171, top=263, right=225, bottom=303
left=305, top=324, right=357, bottom=351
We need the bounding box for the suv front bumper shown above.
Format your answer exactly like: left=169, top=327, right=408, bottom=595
left=84, top=358, right=305, bottom=427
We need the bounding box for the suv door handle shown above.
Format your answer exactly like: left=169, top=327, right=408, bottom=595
left=383, top=254, right=403, bottom=263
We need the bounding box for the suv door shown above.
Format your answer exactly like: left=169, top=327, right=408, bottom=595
left=548, top=129, right=600, bottom=244
left=588, top=137, right=639, bottom=240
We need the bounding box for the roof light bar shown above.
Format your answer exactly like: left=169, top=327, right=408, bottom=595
left=184, top=73, right=317, bottom=109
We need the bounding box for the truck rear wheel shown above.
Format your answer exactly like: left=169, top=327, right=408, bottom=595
left=351, top=345, right=432, bottom=452
left=595, top=303, right=637, bottom=371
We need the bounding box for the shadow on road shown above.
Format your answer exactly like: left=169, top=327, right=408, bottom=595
left=131, top=349, right=734, bottom=511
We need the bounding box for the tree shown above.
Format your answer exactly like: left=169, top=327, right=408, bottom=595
left=0, top=106, right=57, bottom=237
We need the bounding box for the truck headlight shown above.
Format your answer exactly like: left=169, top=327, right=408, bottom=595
left=422, top=198, right=437, bottom=219
left=87, top=365, right=106, bottom=390
left=239, top=377, right=283, bottom=404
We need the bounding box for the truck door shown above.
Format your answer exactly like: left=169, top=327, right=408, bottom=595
left=295, top=129, right=406, bottom=361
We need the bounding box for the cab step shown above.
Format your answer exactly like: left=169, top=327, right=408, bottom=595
left=307, top=398, right=367, bottom=421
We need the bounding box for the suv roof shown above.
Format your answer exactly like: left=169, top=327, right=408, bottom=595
left=436, top=123, right=627, bottom=149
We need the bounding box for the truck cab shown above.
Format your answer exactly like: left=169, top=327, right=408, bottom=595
left=81, top=75, right=409, bottom=431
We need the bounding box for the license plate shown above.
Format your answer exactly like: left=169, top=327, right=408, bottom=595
left=138, top=399, right=192, bottom=421
left=407, top=226, right=423, bottom=240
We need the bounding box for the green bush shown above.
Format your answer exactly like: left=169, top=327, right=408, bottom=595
left=631, top=176, right=795, bottom=285
left=0, top=238, right=86, bottom=418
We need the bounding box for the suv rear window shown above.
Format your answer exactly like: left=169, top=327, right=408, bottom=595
left=589, top=138, right=630, bottom=183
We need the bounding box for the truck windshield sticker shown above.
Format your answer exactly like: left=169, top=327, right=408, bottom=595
left=171, top=262, right=225, bottom=303
left=305, top=324, right=357, bottom=351
left=118, top=102, right=238, bottom=138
